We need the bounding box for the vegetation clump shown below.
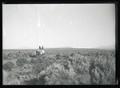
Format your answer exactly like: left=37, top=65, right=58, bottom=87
left=3, top=62, right=15, bottom=71
left=16, top=58, right=28, bottom=66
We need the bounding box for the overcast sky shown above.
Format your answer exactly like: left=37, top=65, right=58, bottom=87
left=3, top=4, right=115, bottom=49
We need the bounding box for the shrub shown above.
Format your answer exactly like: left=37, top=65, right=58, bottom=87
left=3, top=62, right=14, bottom=71
left=23, top=75, right=46, bottom=85
left=70, top=53, right=74, bottom=57
left=72, top=56, right=90, bottom=74
left=8, top=53, right=12, bottom=57
left=32, top=63, right=45, bottom=75
left=56, top=54, right=61, bottom=59
left=30, top=58, right=40, bottom=64
left=44, top=63, right=77, bottom=85
left=89, top=54, right=115, bottom=84
left=62, top=55, right=69, bottom=60
left=16, top=58, right=28, bottom=66
left=3, top=55, right=8, bottom=60
left=29, top=52, right=36, bottom=58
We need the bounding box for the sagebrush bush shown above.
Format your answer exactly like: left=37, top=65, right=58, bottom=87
left=30, top=58, right=40, bottom=64
left=89, top=53, right=115, bottom=84
left=56, top=54, right=61, bottom=59
left=29, top=52, right=36, bottom=58
left=3, top=62, right=14, bottom=71
left=23, top=75, right=46, bottom=85
left=70, top=53, right=74, bottom=57
left=3, top=55, right=8, bottom=60
left=32, top=63, right=45, bottom=75
left=16, top=58, right=28, bottom=66
left=44, top=63, right=76, bottom=85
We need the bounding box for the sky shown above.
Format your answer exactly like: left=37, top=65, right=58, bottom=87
left=2, top=4, right=115, bottom=49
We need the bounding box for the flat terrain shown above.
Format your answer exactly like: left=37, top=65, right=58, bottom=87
left=2, top=48, right=116, bottom=85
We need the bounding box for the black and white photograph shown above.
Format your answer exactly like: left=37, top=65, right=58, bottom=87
left=2, top=4, right=116, bottom=85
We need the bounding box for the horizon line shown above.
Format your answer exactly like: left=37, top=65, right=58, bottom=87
left=3, top=47, right=115, bottom=50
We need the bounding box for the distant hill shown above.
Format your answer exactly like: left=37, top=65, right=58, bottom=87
left=97, top=45, right=115, bottom=50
